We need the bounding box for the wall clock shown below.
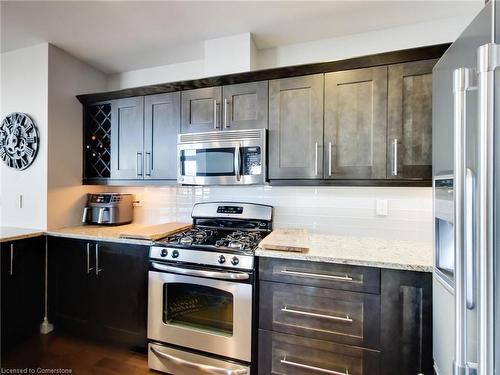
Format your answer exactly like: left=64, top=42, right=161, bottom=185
left=0, top=112, right=40, bottom=170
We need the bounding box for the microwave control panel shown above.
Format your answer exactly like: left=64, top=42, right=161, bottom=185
left=241, top=147, right=262, bottom=175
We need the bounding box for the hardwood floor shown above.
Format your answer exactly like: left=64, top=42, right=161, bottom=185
left=1, top=333, right=156, bottom=375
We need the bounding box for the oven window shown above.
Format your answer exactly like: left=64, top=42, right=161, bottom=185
left=163, top=283, right=234, bottom=336
left=180, top=148, right=235, bottom=176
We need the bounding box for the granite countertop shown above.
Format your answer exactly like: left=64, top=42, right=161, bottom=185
left=256, top=232, right=433, bottom=272
left=0, top=227, right=45, bottom=243
left=47, top=224, right=153, bottom=245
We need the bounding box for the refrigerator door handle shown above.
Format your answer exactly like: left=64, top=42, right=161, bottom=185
left=476, top=43, right=498, bottom=375
left=452, top=67, right=473, bottom=375
left=465, top=168, right=476, bottom=310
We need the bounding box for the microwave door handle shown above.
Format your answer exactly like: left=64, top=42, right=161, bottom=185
left=234, top=143, right=241, bottom=181
left=150, top=346, right=248, bottom=375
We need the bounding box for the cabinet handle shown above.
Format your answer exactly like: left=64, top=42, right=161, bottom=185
left=223, top=98, right=231, bottom=129
left=86, top=243, right=94, bottom=274
left=145, top=152, right=152, bottom=176
left=95, top=244, right=103, bottom=275
left=314, top=142, right=319, bottom=176
left=280, top=269, right=353, bottom=282
left=9, top=243, right=14, bottom=276
left=281, top=355, right=350, bottom=375
left=328, top=142, right=333, bottom=176
left=281, top=306, right=352, bottom=323
left=392, top=138, right=398, bottom=176
left=213, top=100, right=219, bottom=129
left=136, top=152, right=143, bottom=177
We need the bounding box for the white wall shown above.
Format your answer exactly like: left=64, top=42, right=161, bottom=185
left=47, top=45, right=107, bottom=230
left=0, top=44, right=49, bottom=229
left=0, top=43, right=107, bottom=230
left=107, top=15, right=473, bottom=91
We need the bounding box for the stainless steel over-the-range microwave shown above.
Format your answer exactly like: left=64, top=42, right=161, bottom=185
left=177, top=129, right=266, bottom=185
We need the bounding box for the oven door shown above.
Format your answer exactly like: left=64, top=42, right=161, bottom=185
left=148, top=265, right=253, bottom=362
left=177, top=134, right=265, bottom=185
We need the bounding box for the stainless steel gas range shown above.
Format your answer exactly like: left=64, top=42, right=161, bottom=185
left=147, top=202, right=273, bottom=375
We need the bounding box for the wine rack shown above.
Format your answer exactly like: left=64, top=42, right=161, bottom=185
left=84, top=103, right=111, bottom=178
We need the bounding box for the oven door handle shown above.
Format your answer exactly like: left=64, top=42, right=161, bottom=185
left=151, top=262, right=250, bottom=280
left=150, top=346, right=249, bottom=375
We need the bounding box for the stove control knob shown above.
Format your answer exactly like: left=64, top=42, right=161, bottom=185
left=231, top=257, right=240, bottom=266
left=171, top=250, right=179, bottom=259
left=160, top=249, right=168, bottom=257
left=218, top=255, right=226, bottom=264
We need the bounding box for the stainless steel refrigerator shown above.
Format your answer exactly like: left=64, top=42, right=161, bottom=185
left=433, top=1, right=499, bottom=374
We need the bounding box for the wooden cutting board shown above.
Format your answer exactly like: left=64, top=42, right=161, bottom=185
left=259, top=228, right=309, bottom=252
left=119, top=222, right=192, bottom=241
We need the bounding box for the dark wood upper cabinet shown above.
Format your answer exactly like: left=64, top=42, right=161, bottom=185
left=324, top=67, right=388, bottom=179
left=110, top=97, right=145, bottom=179
left=387, top=59, right=436, bottom=180
left=181, top=87, right=222, bottom=133
left=144, top=92, right=180, bottom=179
left=268, top=74, right=324, bottom=179
left=222, top=81, right=268, bottom=131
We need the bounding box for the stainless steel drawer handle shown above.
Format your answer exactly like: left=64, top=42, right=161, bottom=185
left=151, top=346, right=248, bottom=375
left=86, top=243, right=94, bottom=274
left=281, top=355, right=350, bottom=375
left=281, top=306, right=353, bottom=323
left=95, top=244, right=103, bottom=275
left=280, top=269, right=353, bottom=282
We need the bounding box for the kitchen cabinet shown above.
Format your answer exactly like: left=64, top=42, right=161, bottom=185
left=324, top=67, right=388, bottom=179
left=268, top=74, right=324, bottom=179
left=380, top=269, right=433, bottom=375
left=387, top=59, right=436, bottom=180
left=1, top=236, right=45, bottom=352
left=49, top=237, right=148, bottom=349
left=181, top=82, right=268, bottom=133
left=221, top=81, right=268, bottom=131
left=144, top=93, right=180, bottom=179
left=258, top=257, right=432, bottom=375
left=110, top=96, right=145, bottom=179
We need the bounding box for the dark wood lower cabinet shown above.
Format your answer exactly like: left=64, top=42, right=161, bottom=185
left=1, top=236, right=45, bottom=352
left=258, top=329, right=380, bottom=375
left=48, top=236, right=148, bottom=349
left=380, top=269, right=433, bottom=375
left=258, top=258, right=432, bottom=375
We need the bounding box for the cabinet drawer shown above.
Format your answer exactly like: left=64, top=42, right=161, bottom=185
left=259, top=258, right=380, bottom=294
left=259, top=281, right=380, bottom=348
left=258, top=330, right=380, bottom=375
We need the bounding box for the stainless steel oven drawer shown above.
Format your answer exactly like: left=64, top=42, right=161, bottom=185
left=259, top=258, right=380, bottom=294
left=149, top=342, right=250, bottom=375
left=258, top=330, right=380, bottom=375
left=259, top=281, right=380, bottom=349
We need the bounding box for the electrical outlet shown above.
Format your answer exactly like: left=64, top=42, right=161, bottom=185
left=375, top=199, right=388, bottom=216
left=133, top=194, right=142, bottom=207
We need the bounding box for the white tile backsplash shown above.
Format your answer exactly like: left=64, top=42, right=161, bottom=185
left=102, top=185, right=433, bottom=244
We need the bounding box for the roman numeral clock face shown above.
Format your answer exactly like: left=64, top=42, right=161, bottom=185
left=0, top=113, right=40, bottom=170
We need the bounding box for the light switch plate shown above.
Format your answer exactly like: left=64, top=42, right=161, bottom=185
left=375, top=199, right=388, bottom=216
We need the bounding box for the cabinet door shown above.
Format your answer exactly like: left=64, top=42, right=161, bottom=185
left=144, top=92, right=180, bottom=179
left=222, top=81, right=268, bottom=131
left=93, top=242, right=148, bottom=349
left=387, top=59, right=436, bottom=179
left=1, top=237, right=44, bottom=352
left=380, top=270, right=433, bottom=375
left=181, top=87, right=222, bottom=133
left=110, top=97, right=145, bottom=179
left=324, top=67, right=387, bottom=179
left=269, top=74, right=324, bottom=179
left=49, top=237, right=92, bottom=335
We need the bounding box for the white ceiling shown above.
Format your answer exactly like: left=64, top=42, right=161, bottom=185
left=1, top=1, right=483, bottom=74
